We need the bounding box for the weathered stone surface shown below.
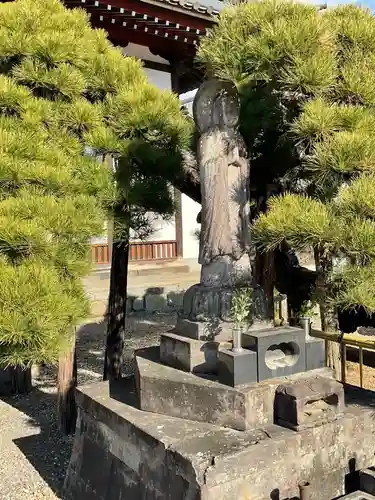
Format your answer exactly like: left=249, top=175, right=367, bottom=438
left=243, top=326, right=306, bottom=381
left=339, top=492, right=375, bottom=499
left=175, top=317, right=232, bottom=341
left=181, top=283, right=272, bottom=327
left=126, top=297, right=134, bottom=313
left=360, top=468, right=375, bottom=496
left=167, top=290, right=185, bottom=309
left=64, top=378, right=375, bottom=500
left=239, top=368, right=333, bottom=429
left=132, top=297, right=144, bottom=311
left=218, top=348, right=257, bottom=387
left=306, top=338, right=325, bottom=371
left=160, top=332, right=230, bottom=374
left=176, top=317, right=272, bottom=343
left=275, top=376, right=345, bottom=431
left=136, top=352, right=251, bottom=431
left=145, top=293, right=167, bottom=313
left=137, top=348, right=333, bottom=431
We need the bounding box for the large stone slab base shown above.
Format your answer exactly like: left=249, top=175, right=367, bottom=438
left=136, top=348, right=333, bottom=431
left=64, top=380, right=375, bottom=500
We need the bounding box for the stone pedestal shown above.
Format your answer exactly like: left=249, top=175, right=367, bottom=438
left=180, top=282, right=273, bottom=334
left=64, top=378, right=375, bottom=500
left=161, top=278, right=274, bottom=376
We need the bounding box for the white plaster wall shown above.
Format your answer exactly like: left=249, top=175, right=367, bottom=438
left=180, top=89, right=197, bottom=113
left=181, top=194, right=200, bottom=259
left=144, top=67, right=171, bottom=90
left=140, top=214, right=176, bottom=242
left=123, top=43, right=170, bottom=65
left=179, top=90, right=201, bottom=259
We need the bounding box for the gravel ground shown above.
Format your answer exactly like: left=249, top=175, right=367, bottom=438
left=0, top=313, right=176, bottom=500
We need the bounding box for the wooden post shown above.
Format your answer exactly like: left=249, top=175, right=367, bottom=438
left=107, top=218, right=113, bottom=265
left=105, top=155, right=115, bottom=265
left=170, top=64, right=184, bottom=259
left=57, top=328, right=78, bottom=435
left=174, top=188, right=183, bottom=258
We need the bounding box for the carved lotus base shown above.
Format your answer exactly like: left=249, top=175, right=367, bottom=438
left=181, top=283, right=271, bottom=325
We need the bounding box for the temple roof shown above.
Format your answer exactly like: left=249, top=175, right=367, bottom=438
left=148, top=0, right=225, bottom=17
left=64, top=0, right=222, bottom=58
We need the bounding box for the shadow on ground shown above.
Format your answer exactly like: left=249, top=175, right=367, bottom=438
left=6, top=389, right=71, bottom=498
left=2, top=312, right=177, bottom=498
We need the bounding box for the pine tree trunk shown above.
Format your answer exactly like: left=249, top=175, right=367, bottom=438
left=57, top=329, right=78, bottom=435
left=314, top=248, right=341, bottom=379
left=103, top=235, right=129, bottom=381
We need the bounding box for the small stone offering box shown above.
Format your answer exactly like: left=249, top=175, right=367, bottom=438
left=275, top=376, right=345, bottom=431
left=218, top=348, right=257, bottom=387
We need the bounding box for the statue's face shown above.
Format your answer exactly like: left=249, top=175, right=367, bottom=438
left=213, top=93, right=239, bottom=129
left=193, top=79, right=240, bottom=133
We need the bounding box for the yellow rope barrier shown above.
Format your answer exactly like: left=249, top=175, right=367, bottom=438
left=310, top=329, right=375, bottom=350
left=310, top=329, right=375, bottom=387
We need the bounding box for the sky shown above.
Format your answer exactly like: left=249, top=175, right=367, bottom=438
left=317, top=0, right=374, bottom=9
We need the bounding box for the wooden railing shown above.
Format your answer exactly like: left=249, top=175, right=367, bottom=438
left=92, top=244, right=109, bottom=264
left=91, top=240, right=177, bottom=264
left=310, top=329, right=373, bottom=388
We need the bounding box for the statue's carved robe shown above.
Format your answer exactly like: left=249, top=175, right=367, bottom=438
left=198, top=128, right=251, bottom=267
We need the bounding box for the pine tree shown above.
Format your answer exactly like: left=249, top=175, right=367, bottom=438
left=198, top=0, right=375, bottom=374
left=0, top=0, right=190, bottom=431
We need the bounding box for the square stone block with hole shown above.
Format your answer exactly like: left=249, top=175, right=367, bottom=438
left=339, top=492, right=375, bottom=499
left=243, top=326, right=306, bottom=381
left=218, top=348, right=257, bottom=387
left=306, top=337, right=325, bottom=371
left=160, top=332, right=230, bottom=374
left=360, top=468, right=375, bottom=496
left=275, top=376, right=345, bottom=431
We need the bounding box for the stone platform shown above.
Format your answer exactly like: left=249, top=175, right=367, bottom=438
left=63, top=375, right=375, bottom=500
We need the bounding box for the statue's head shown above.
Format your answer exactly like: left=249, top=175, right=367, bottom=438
left=193, top=79, right=240, bottom=134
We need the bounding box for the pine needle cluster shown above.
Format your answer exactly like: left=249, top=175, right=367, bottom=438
left=0, top=0, right=190, bottom=366
left=198, top=0, right=375, bottom=318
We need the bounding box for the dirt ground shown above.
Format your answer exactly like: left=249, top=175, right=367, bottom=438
left=346, top=360, right=375, bottom=390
